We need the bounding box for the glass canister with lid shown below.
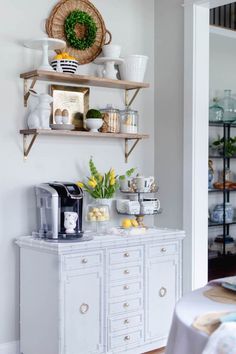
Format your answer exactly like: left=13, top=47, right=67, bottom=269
left=120, top=108, right=139, bottom=134
left=100, top=104, right=120, bottom=133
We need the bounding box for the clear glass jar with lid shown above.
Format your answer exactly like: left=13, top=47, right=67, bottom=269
left=100, top=104, right=120, bottom=133
left=120, top=108, right=139, bottom=134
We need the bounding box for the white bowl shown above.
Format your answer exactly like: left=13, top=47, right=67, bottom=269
left=102, top=44, right=121, bottom=58
left=51, top=59, right=79, bottom=74
left=119, top=55, right=149, bottom=82
left=86, top=118, right=103, bottom=132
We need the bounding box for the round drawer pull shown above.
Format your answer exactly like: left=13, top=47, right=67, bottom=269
left=159, top=287, right=167, bottom=297
left=124, top=252, right=130, bottom=258
left=123, top=285, right=130, bottom=290
left=123, top=302, right=130, bottom=308
left=82, top=258, right=88, bottom=264
left=124, top=335, right=130, bottom=341
left=124, top=269, right=130, bottom=275
left=80, top=303, right=89, bottom=314
left=124, top=319, right=130, bottom=324
left=161, top=248, right=167, bottom=253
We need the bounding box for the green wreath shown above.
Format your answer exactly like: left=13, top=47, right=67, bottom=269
left=64, top=10, right=97, bottom=51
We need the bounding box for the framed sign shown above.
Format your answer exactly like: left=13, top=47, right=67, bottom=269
left=50, top=85, right=90, bottom=130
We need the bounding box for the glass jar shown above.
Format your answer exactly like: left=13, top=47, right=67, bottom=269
left=209, top=98, right=224, bottom=122
left=120, top=108, right=139, bottom=134
left=210, top=203, right=234, bottom=224
left=86, top=201, right=110, bottom=233
left=219, top=89, right=236, bottom=122
left=100, top=105, right=120, bottom=133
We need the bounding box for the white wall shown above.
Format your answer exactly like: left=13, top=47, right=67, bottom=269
left=154, top=0, right=184, bottom=229
left=0, top=0, right=154, bottom=345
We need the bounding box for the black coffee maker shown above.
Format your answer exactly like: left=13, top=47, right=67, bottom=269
left=35, top=182, right=83, bottom=240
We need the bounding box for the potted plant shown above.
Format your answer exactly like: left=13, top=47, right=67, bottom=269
left=210, top=136, right=236, bottom=157
left=118, top=167, right=136, bottom=191
left=85, top=108, right=103, bottom=132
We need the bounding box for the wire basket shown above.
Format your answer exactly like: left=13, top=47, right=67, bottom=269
left=46, top=0, right=112, bottom=65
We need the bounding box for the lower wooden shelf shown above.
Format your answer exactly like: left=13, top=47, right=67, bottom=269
left=19, top=129, right=149, bottom=162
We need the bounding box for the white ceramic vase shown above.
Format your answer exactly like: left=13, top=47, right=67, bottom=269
left=119, top=55, right=149, bottom=82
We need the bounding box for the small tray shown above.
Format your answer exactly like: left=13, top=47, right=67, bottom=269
left=50, top=124, right=75, bottom=130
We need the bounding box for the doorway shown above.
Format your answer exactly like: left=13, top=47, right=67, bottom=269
left=183, top=0, right=233, bottom=293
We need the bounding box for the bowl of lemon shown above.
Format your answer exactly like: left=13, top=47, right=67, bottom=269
left=51, top=52, right=79, bottom=74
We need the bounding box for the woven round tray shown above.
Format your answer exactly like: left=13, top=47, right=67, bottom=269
left=46, top=0, right=111, bottom=65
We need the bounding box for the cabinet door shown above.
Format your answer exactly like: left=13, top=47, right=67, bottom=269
left=64, top=268, right=103, bottom=354
left=146, top=255, right=178, bottom=341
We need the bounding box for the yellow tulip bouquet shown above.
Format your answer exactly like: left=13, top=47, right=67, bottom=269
left=77, top=158, right=134, bottom=199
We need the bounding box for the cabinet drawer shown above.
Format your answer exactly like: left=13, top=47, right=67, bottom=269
left=110, top=280, right=142, bottom=299
left=148, top=243, right=178, bottom=258
left=109, top=329, right=143, bottom=349
left=109, top=313, right=143, bottom=333
left=109, top=297, right=142, bottom=316
left=109, top=247, right=143, bottom=265
left=64, top=252, right=102, bottom=270
left=109, top=264, right=142, bottom=282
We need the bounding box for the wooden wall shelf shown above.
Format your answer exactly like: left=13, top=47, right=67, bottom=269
left=20, top=129, right=149, bottom=162
left=20, top=70, right=150, bottom=107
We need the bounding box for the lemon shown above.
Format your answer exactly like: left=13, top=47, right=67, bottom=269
left=131, top=219, right=139, bottom=227
left=122, top=218, right=132, bottom=229
left=62, top=52, right=70, bottom=59
left=54, top=54, right=63, bottom=60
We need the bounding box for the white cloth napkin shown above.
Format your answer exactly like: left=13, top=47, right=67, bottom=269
left=202, top=322, right=236, bottom=354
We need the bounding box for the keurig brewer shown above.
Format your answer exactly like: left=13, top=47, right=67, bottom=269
left=35, top=182, right=84, bottom=240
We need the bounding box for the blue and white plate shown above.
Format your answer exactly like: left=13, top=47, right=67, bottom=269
left=222, top=282, right=236, bottom=292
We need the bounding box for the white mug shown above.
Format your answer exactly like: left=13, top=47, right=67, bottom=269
left=133, top=176, right=145, bottom=192
left=64, top=212, right=78, bottom=234
left=143, top=176, right=155, bottom=192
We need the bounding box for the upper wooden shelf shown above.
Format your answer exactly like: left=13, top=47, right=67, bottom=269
left=20, top=70, right=150, bottom=90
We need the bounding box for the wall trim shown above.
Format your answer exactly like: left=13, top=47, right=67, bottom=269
left=0, top=341, right=19, bottom=354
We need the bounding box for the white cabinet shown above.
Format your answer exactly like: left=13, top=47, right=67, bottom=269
left=17, top=228, right=184, bottom=354
left=64, top=268, right=103, bottom=354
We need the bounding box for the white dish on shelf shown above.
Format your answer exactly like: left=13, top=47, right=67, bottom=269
left=24, top=38, right=66, bottom=72
left=50, top=124, right=75, bottom=131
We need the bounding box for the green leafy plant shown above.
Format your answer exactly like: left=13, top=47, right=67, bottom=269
left=119, top=168, right=136, bottom=181
left=64, top=10, right=97, bottom=51
left=211, top=136, right=236, bottom=157
left=86, top=109, right=102, bottom=119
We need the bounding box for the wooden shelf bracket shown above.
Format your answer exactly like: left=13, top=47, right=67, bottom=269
left=125, top=88, right=141, bottom=108
left=24, top=77, right=38, bottom=107
left=23, top=132, right=38, bottom=159
left=125, top=138, right=141, bottom=163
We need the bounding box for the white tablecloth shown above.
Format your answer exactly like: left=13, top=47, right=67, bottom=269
left=165, top=286, right=236, bottom=354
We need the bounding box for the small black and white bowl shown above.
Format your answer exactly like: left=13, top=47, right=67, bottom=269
left=51, top=59, right=79, bottom=74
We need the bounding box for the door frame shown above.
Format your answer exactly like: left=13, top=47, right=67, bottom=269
left=183, top=0, right=232, bottom=292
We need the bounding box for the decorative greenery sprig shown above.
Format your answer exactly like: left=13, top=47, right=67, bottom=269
left=86, top=109, right=102, bottom=119
left=64, top=10, right=97, bottom=51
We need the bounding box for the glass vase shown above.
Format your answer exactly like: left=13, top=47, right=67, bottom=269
left=220, top=90, right=236, bottom=123
left=209, top=98, right=224, bottom=123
